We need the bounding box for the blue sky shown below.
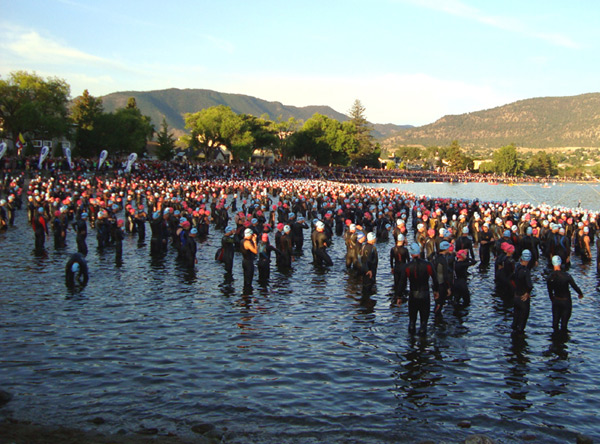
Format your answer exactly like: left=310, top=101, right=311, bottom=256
left=1, top=0, right=597, bottom=126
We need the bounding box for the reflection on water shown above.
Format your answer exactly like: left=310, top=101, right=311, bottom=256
left=0, top=185, right=599, bottom=444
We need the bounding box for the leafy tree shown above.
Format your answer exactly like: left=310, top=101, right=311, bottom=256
left=155, top=117, right=176, bottom=161
left=92, top=107, right=154, bottom=157
left=492, top=144, right=521, bottom=175
left=273, top=116, right=300, bottom=160
left=126, top=97, right=138, bottom=109
left=70, top=89, right=104, bottom=157
left=0, top=70, right=70, bottom=152
left=395, top=146, right=422, bottom=161
left=184, top=105, right=244, bottom=160
left=525, top=150, right=558, bottom=177
left=444, top=140, right=474, bottom=172
left=347, top=99, right=375, bottom=165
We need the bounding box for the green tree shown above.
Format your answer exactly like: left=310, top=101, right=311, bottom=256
left=444, top=140, right=474, bottom=172
left=525, top=150, right=558, bottom=177
left=70, top=89, right=104, bottom=156
left=347, top=99, right=376, bottom=166
left=273, top=116, right=300, bottom=160
left=92, top=107, right=154, bottom=157
left=0, top=70, right=70, bottom=152
left=184, top=105, right=244, bottom=160
left=155, top=117, right=176, bottom=161
left=492, top=144, right=521, bottom=175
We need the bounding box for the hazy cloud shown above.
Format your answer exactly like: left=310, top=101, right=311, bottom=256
left=403, top=0, right=580, bottom=49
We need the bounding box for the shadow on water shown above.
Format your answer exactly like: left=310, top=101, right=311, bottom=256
left=504, top=334, right=532, bottom=411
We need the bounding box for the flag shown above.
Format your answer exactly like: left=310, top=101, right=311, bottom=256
left=98, top=150, right=108, bottom=170
left=38, top=146, right=49, bottom=169
left=15, top=133, right=25, bottom=156
left=124, top=152, right=137, bottom=173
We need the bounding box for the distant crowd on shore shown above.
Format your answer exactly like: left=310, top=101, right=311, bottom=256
left=0, top=155, right=597, bottom=184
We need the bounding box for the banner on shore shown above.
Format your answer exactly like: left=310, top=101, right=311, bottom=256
left=16, top=134, right=25, bottom=156
left=0, top=142, right=6, bottom=161
left=38, top=146, right=49, bottom=169
left=124, top=152, right=137, bottom=173
left=65, top=147, right=72, bottom=170
left=98, top=150, right=108, bottom=170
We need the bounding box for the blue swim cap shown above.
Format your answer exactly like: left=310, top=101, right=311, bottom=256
left=439, top=240, right=450, bottom=251
left=397, top=233, right=405, bottom=242
left=174, top=210, right=180, bottom=216
left=503, top=230, right=511, bottom=237
left=225, top=225, right=235, bottom=233
left=71, top=262, right=80, bottom=273
left=521, top=249, right=532, bottom=261
left=357, top=232, right=365, bottom=241
left=462, top=226, right=469, bottom=234
left=526, top=227, right=533, bottom=235
left=408, top=242, right=421, bottom=256
left=552, top=255, right=562, bottom=266
left=81, top=212, right=88, bottom=218
left=152, top=211, right=160, bottom=220
left=38, top=207, right=44, bottom=214
left=190, top=228, right=198, bottom=235
left=251, top=218, right=258, bottom=224
left=179, top=217, right=187, bottom=224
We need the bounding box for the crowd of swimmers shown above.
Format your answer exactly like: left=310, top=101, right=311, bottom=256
left=0, top=162, right=597, bottom=337
left=3, top=154, right=597, bottom=184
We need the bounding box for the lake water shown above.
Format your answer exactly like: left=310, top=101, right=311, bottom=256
left=0, top=182, right=599, bottom=443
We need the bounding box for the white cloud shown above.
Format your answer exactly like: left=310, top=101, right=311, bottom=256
left=403, top=0, right=580, bottom=49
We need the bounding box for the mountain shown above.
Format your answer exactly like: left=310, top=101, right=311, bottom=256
left=100, top=88, right=411, bottom=139
left=381, top=93, right=600, bottom=150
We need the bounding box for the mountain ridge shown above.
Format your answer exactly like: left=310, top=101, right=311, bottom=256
left=99, top=88, right=412, bottom=139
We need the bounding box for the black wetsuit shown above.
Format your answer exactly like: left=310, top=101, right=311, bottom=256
left=241, top=239, right=256, bottom=291
left=546, top=270, right=583, bottom=333
left=478, top=230, right=493, bottom=268
left=390, top=245, right=410, bottom=301
left=114, top=226, right=124, bottom=261
left=512, top=263, right=533, bottom=333
left=257, top=241, right=280, bottom=283
left=400, top=258, right=439, bottom=335
left=221, top=235, right=235, bottom=274
left=278, top=233, right=293, bottom=268
left=73, top=218, right=88, bottom=255
left=312, top=230, right=333, bottom=266
left=344, top=230, right=360, bottom=270
left=65, top=253, right=89, bottom=288
left=433, top=253, right=454, bottom=315
left=360, top=242, right=378, bottom=295
left=452, top=258, right=477, bottom=305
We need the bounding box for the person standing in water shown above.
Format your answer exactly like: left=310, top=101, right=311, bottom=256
left=360, top=232, right=378, bottom=296
left=512, top=249, right=533, bottom=334
left=65, top=253, right=89, bottom=289
left=546, top=255, right=584, bottom=335
left=400, top=243, right=439, bottom=336
left=241, top=228, right=258, bottom=292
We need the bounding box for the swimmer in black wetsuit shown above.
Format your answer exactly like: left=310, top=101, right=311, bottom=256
left=390, top=233, right=410, bottom=304
left=65, top=253, right=89, bottom=289
left=400, top=242, right=439, bottom=336
left=241, top=228, right=258, bottom=292
left=452, top=249, right=477, bottom=306
left=546, top=255, right=584, bottom=334
left=512, top=249, right=533, bottom=334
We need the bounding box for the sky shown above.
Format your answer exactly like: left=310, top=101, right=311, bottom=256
left=1, top=0, right=598, bottom=126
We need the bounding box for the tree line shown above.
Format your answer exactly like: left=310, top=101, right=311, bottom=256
left=392, top=142, right=571, bottom=177
left=0, top=71, right=380, bottom=166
